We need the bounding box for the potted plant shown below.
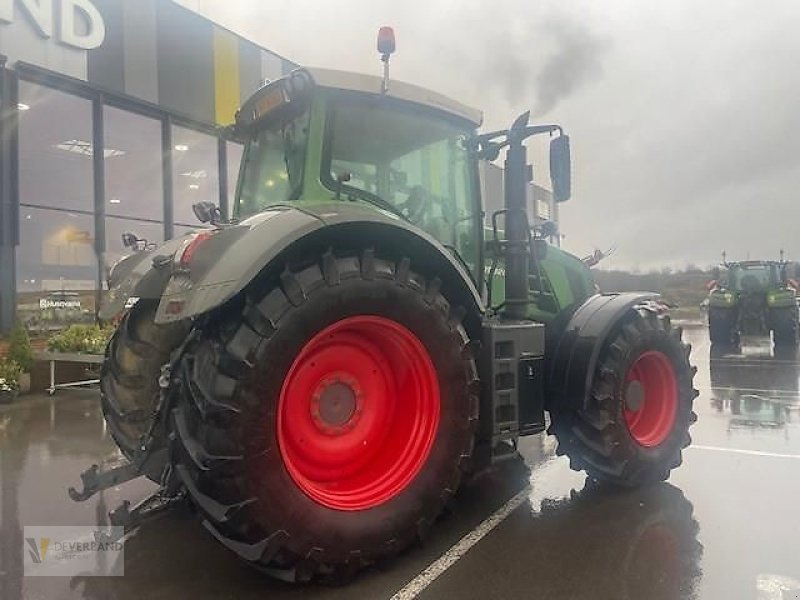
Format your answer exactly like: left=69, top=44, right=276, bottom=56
left=0, top=358, right=22, bottom=404
left=47, top=324, right=113, bottom=355
left=8, top=321, right=33, bottom=394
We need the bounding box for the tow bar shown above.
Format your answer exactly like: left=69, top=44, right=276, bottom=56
left=68, top=361, right=190, bottom=542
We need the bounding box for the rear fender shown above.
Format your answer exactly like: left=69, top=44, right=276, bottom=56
left=767, top=289, right=797, bottom=309
left=708, top=289, right=737, bottom=309
left=153, top=208, right=322, bottom=322
left=154, top=205, right=483, bottom=325
left=99, top=210, right=320, bottom=321
left=97, top=203, right=483, bottom=327
left=546, top=292, right=660, bottom=412
left=99, top=237, right=190, bottom=320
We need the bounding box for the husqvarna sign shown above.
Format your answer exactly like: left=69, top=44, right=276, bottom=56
left=0, top=0, right=105, bottom=50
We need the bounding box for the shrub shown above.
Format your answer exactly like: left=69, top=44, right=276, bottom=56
left=47, top=325, right=114, bottom=355
left=0, top=358, right=22, bottom=391
left=8, top=321, right=33, bottom=372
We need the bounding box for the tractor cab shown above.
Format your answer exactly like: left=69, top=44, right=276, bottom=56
left=721, top=262, right=784, bottom=293
left=229, top=66, right=589, bottom=320
left=231, top=68, right=484, bottom=281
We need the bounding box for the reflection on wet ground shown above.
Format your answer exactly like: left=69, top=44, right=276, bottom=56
left=709, top=340, right=799, bottom=439
left=1, top=324, right=800, bottom=599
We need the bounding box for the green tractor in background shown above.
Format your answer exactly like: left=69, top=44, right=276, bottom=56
left=70, top=30, right=697, bottom=582
left=707, top=253, right=799, bottom=346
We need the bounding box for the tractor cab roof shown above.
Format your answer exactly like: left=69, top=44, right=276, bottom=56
left=236, top=67, right=483, bottom=132
left=307, top=68, right=483, bottom=127
left=725, top=260, right=785, bottom=268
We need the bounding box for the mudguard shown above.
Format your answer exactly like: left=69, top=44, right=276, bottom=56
left=100, top=202, right=483, bottom=325
left=100, top=236, right=191, bottom=320
left=547, top=292, right=660, bottom=411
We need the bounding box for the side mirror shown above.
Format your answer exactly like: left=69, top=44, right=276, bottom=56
left=550, top=134, right=571, bottom=203
left=121, top=232, right=140, bottom=249
left=192, top=201, right=222, bottom=224
left=536, top=220, right=559, bottom=239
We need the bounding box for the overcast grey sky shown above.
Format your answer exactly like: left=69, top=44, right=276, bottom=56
left=178, top=0, right=800, bottom=271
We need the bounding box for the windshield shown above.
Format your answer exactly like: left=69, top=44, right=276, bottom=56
left=234, top=111, right=310, bottom=219
left=729, top=264, right=780, bottom=291
left=323, top=92, right=481, bottom=276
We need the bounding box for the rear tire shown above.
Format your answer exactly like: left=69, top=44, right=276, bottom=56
left=100, top=300, right=189, bottom=473
left=709, top=307, right=737, bottom=345
left=550, top=306, right=697, bottom=486
left=172, top=250, right=478, bottom=579
left=770, top=307, right=799, bottom=346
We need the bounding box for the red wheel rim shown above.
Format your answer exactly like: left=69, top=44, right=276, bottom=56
left=277, top=316, right=440, bottom=511
left=623, top=351, right=678, bottom=447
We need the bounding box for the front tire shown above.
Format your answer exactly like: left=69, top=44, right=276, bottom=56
left=550, top=306, right=697, bottom=486
left=172, top=250, right=478, bottom=579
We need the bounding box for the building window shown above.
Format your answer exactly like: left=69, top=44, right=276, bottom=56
left=16, top=208, right=98, bottom=331
left=104, top=106, right=164, bottom=222
left=103, top=105, right=165, bottom=271
left=172, top=126, right=219, bottom=227
left=17, top=83, right=98, bottom=331
left=18, top=82, right=94, bottom=213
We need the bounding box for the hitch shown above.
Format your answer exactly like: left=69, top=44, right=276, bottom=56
left=96, top=486, right=187, bottom=544
left=68, top=457, right=144, bottom=502
left=69, top=360, right=183, bottom=503
left=70, top=335, right=198, bottom=545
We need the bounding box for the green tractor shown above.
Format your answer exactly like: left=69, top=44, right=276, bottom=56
left=707, top=255, right=799, bottom=346
left=71, top=31, right=697, bottom=581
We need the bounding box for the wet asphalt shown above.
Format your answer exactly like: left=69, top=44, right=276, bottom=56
left=2, top=323, right=800, bottom=600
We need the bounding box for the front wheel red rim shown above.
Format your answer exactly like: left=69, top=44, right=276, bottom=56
left=277, top=316, right=440, bottom=511
left=623, top=351, right=679, bottom=447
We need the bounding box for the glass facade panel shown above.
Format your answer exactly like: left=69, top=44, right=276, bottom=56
left=18, top=82, right=94, bottom=212
left=16, top=207, right=98, bottom=332
left=7, top=82, right=230, bottom=333
left=16, top=83, right=98, bottom=331
left=104, top=106, right=164, bottom=222
left=172, top=126, right=219, bottom=227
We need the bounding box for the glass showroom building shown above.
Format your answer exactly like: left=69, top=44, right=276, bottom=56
left=0, top=0, right=295, bottom=333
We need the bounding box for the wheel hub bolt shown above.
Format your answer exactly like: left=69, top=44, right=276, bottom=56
left=311, top=375, right=362, bottom=435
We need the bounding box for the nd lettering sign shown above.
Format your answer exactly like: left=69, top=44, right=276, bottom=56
left=0, top=0, right=105, bottom=50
